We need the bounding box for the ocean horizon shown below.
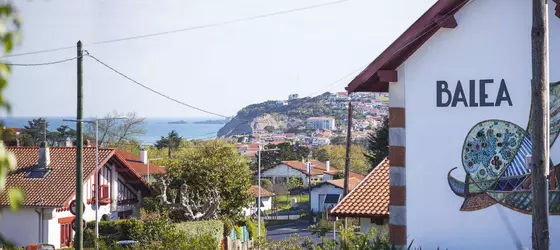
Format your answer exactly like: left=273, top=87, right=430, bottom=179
left=1, top=116, right=224, bottom=145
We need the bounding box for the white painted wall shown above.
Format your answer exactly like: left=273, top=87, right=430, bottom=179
left=243, top=196, right=273, bottom=216
left=359, top=218, right=388, bottom=236
left=0, top=208, right=41, bottom=248
left=403, top=1, right=560, bottom=249
left=261, top=164, right=309, bottom=185
left=323, top=173, right=334, bottom=181
left=310, top=184, right=342, bottom=212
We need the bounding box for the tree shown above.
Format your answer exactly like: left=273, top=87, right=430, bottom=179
left=257, top=142, right=310, bottom=171
left=365, top=117, right=388, bottom=169
left=21, top=118, right=48, bottom=146
left=253, top=178, right=273, bottom=193
left=318, top=145, right=369, bottom=175
left=154, top=130, right=183, bottom=158
left=289, top=176, right=303, bottom=188
left=0, top=4, right=25, bottom=247
left=330, top=136, right=347, bottom=145
left=160, top=140, right=252, bottom=219
left=86, top=111, right=146, bottom=147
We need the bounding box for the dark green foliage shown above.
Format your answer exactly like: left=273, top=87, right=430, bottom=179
left=154, top=130, right=182, bottom=158
left=289, top=176, right=303, bottom=188
left=330, top=136, right=347, bottom=145
left=84, top=218, right=220, bottom=250
left=365, top=117, right=389, bottom=169
left=333, top=171, right=344, bottom=179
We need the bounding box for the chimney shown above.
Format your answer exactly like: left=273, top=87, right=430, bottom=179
left=325, top=161, right=330, bottom=172
left=140, top=147, right=148, bottom=164
left=38, top=142, right=50, bottom=170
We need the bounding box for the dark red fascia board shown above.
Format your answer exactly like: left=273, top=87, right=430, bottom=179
left=346, top=0, right=469, bottom=93
left=555, top=0, right=560, bottom=18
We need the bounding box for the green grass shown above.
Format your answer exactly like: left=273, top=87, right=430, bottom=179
left=274, top=195, right=309, bottom=210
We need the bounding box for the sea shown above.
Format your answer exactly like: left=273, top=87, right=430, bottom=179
left=1, top=117, right=224, bottom=145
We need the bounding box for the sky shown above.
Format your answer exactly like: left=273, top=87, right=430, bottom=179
left=2, top=0, right=437, bottom=118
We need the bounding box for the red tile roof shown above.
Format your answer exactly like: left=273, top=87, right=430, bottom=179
left=324, top=171, right=365, bottom=180
left=0, top=147, right=114, bottom=207
left=319, top=177, right=362, bottom=190
left=0, top=147, right=149, bottom=207
left=114, top=149, right=166, bottom=176
left=346, top=0, right=470, bottom=93
left=330, top=158, right=389, bottom=218
left=282, top=160, right=334, bottom=176
left=248, top=185, right=275, bottom=197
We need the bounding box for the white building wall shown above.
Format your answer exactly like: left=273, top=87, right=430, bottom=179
left=261, top=164, right=308, bottom=185
left=243, top=196, right=273, bottom=217
left=0, top=208, right=41, bottom=248
left=404, top=1, right=560, bottom=249
left=310, top=184, right=342, bottom=212
left=359, top=218, right=388, bottom=235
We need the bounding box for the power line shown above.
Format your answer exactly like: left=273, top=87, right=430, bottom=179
left=0, top=0, right=349, bottom=59
left=0, top=56, right=81, bottom=66
left=86, top=53, right=249, bottom=123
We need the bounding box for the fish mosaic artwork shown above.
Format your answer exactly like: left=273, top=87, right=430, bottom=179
left=447, top=81, right=560, bottom=215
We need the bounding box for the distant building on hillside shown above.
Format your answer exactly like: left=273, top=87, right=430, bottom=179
left=288, top=94, right=299, bottom=100
left=306, top=117, right=335, bottom=130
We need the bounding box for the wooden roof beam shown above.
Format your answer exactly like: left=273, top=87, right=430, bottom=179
left=376, top=70, right=398, bottom=83
left=116, top=168, right=129, bottom=173
left=434, top=14, right=457, bottom=29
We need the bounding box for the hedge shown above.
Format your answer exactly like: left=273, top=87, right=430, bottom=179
left=174, top=219, right=224, bottom=242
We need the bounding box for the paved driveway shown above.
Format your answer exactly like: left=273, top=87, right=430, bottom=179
left=266, top=221, right=335, bottom=244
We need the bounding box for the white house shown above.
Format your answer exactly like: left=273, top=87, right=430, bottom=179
left=306, top=117, right=336, bottom=131
left=330, top=159, right=389, bottom=233
left=243, top=185, right=275, bottom=217
left=310, top=177, right=361, bottom=213
left=261, top=160, right=332, bottom=186
left=0, top=145, right=151, bottom=249
left=344, top=0, right=560, bottom=248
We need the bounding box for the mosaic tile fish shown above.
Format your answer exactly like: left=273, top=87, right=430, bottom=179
left=447, top=81, right=560, bottom=215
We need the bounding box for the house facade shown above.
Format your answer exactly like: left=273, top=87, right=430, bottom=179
left=0, top=146, right=150, bottom=249
left=243, top=185, right=275, bottom=217
left=260, top=160, right=331, bottom=186
left=306, top=117, right=336, bottom=131
left=345, top=0, right=560, bottom=249
left=310, top=178, right=360, bottom=213
left=330, top=159, right=389, bottom=234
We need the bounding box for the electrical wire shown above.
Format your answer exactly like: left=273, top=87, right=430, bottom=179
left=0, top=0, right=349, bottom=59
left=86, top=53, right=250, bottom=123
left=0, top=55, right=82, bottom=66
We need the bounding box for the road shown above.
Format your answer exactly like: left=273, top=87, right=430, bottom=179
left=266, top=221, right=335, bottom=244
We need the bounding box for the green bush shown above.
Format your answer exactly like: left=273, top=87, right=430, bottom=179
left=84, top=219, right=143, bottom=247
left=245, top=217, right=266, bottom=240
left=175, top=219, right=224, bottom=242
left=222, top=217, right=234, bottom=237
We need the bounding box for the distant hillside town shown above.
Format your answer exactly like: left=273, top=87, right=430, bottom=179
left=220, top=92, right=388, bottom=147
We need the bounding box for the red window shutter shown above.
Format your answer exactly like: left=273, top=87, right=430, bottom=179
left=102, top=185, right=109, bottom=199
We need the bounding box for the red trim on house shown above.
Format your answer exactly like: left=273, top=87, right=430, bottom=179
left=554, top=0, right=560, bottom=18
left=58, top=217, right=74, bottom=224
left=346, top=0, right=470, bottom=93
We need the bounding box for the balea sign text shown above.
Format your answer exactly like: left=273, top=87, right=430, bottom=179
left=437, top=79, right=513, bottom=107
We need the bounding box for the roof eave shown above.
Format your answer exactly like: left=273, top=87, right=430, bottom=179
left=329, top=212, right=389, bottom=219
left=346, top=0, right=469, bottom=93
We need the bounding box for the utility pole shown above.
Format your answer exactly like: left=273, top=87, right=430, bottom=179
left=343, top=99, right=353, bottom=197
left=343, top=97, right=353, bottom=227
left=530, top=1, right=549, bottom=249
left=74, top=40, right=84, bottom=250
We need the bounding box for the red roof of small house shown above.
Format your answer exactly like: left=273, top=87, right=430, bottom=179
left=346, top=0, right=470, bottom=93
left=282, top=160, right=334, bottom=176
left=0, top=147, right=150, bottom=207
left=330, top=158, right=389, bottom=218
left=248, top=185, right=275, bottom=197
left=313, top=177, right=362, bottom=191
left=114, top=149, right=166, bottom=176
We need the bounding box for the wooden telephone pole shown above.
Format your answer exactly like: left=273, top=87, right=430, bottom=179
left=530, top=0, right=549, bottom=249
left=74, top=40, right=84, bottom=250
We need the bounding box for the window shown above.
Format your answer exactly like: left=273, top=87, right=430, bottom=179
left=59, top=217, right=73, bottom=247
